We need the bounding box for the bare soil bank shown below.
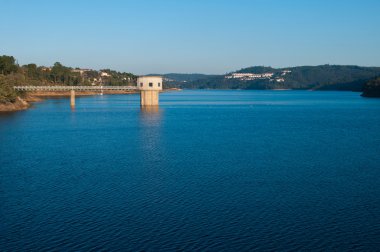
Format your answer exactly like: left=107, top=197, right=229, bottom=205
left=0, top=97, right=30, bottom=112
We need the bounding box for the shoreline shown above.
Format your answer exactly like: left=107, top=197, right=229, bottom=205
left=0, top=90, right=139, bottom=112
left=0, top=88, right=369, bottom=113
left=0, top=97, right=30, bottom=112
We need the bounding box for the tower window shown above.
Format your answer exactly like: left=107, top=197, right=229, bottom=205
left=149, top=82, right=153, bottom=87
left=140, top=83, right=143, bottom=87
left=158, top=83, right=161, bottom=87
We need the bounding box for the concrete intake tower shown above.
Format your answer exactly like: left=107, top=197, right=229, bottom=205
left=137, top=76, right=163, bottom=106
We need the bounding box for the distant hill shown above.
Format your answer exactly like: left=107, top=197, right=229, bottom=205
left=163, top=73, right=215, bottom=82
left=236, top=66, right=278, bottom=74
left=362, top=77, right=380, bottom=97
left=164, top=65, right=380, bottom=91
left=154, top=73, right=216, bottom=88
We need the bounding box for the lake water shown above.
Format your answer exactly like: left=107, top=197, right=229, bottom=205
left=1, top=90, right=380, bottom=251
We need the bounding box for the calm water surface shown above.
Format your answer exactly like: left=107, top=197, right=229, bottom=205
left=1, top=90, right=380, bottom=251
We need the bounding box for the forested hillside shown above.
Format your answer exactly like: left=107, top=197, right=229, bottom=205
left=3, top=54, right=380, bottom=104
left=165, top=65, right=380, bottom=91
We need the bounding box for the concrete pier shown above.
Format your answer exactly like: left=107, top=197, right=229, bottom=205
left=140, top=90, right=160, bottom=106
left=137, top=76, right=162, bottom=106
left=70, top=90, right=75, bottom=107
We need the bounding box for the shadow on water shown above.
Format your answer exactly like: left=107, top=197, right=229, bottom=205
left=0, top=109, right=28, bottom=133
left=0, top=111, right=21, bottom=118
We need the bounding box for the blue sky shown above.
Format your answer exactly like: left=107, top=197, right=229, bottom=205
left=1, top=0, right=380, bottom=74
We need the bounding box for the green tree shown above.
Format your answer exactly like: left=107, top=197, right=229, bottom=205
left=0, top=55, right=19, bottom=75
left=25, top=63, right=39, bottom=79
left=0, top=75, right=18, bottom=103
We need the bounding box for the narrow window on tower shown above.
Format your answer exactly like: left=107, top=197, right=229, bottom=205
left=140, top=83, right=143, bottom=87
left=158, top=83, right=161, bottom=87
left=149, top=82, right=153, bottom=87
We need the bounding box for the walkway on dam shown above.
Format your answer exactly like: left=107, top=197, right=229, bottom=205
left=14, top=86, right=138, bottom=91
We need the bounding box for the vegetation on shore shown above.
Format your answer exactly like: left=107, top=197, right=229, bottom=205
left=0, top=75, right=19, bottom=103
left=2, top=54, right=380, bottom=107
left=0, top=55, right=136, bottom=104
left=362, top=77, right=380, bottom=97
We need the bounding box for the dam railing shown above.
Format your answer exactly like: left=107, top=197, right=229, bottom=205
left=14, top=86, right=138, bottom=91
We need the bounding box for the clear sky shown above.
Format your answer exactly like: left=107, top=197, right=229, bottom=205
left=1, top=0, right=380, bottom=74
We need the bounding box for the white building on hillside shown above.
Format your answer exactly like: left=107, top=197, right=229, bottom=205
left=100, top=71, right=111, bottom=77
left=225, top=72, right=274, bottom=80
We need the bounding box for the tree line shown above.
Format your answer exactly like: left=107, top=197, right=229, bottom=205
left=0, top=55, right=137, bottom=103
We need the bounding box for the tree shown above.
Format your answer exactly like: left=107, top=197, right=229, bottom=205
left=0, top=55, right=18, bottom=75
left=25, top=63, right=39, bottom=79
left=51, top=62, right=70, bottom=84
left=0, top=75, right=18, bottom=103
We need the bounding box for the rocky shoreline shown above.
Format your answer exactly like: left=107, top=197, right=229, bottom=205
left=0, top=90, right=138, bottom=112
left=0, top=97, right=30, bottom=112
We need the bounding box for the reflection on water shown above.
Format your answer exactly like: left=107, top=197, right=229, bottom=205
left=139, top=105, right=162, bottom=126
left=140, top=105, right=160, bottom=114
left=138, top=106, right=163, bottom=169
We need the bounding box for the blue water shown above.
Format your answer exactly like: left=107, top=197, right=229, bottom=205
left=1, top=90, right=380, bottom=251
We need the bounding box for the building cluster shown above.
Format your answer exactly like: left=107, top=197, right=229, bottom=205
left=40, top=67, right=51, bottom=72
left=225, top=70, right=291, bottom=82
left=225, top=73, right=274, bottom=80
left=100, top=71, right=111, bottom=77
left=71, top=68, right=91, bottom=75
left=91, top=73, right=131, bottom=86
left=71, top=69, right=111, bottom=77
left=281, top=70, right=291, bottom=76
left=71, top=69, right=115, bottom=85
left=36, top=66, right=133, bottom=86
left=163, top=77, right=187, bottom=83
